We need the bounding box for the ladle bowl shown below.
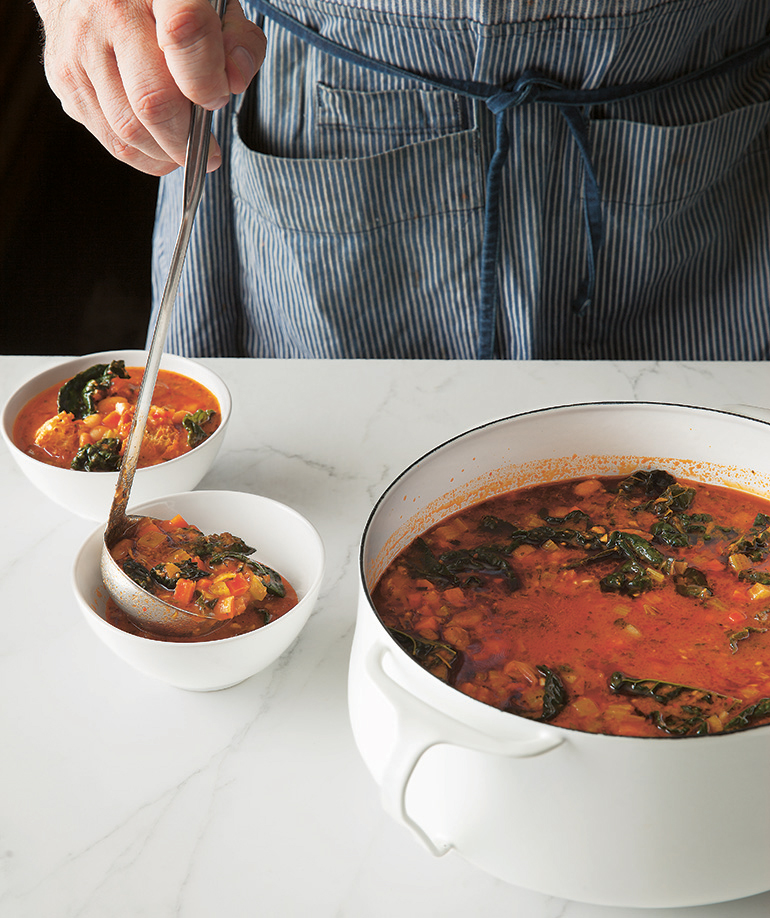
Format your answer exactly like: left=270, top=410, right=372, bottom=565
left=100, top=515, right=223, bottom=638
left=76, top=490, right=325, bottom=691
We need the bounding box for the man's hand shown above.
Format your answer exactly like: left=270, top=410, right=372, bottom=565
left=34, top=0, right=266, bottom=175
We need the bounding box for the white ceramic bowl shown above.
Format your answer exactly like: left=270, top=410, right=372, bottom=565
left=72, top=490, right=325, bottom=690
left=2, top=350, right=231, bottom=520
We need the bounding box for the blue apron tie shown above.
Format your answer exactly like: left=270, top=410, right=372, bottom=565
left=249, top=0, right=770, bottom=358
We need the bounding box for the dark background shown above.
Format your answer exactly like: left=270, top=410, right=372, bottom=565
left=1, top=0, right=158, bottom=356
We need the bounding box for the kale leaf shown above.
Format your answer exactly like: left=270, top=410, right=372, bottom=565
left=618, top=469, right=677, bottom=498
left=609, top=672, right=678, bottom=703
left=192, top=532, right=285, bottom=597
left=673, top=566, right=712, bottom=599
left=503, top=664, right=568, bottom=721
left=245, top=560, right=286, bottom=597
left=538, top=665, right=568, bottom=721
left=727, top=625, right=768, bottom=654
left=403, top=538, right=461, bottom=588
left=609, top=671, right=740, bottom=736
left=194, top=532, right=255, bottom=560
left=439, top=545, right=521, bottom=590
left=58, top=360, right=130, bottom=419
left=182, top=409, right=215, bottom=448
left=387, top=627, right=461, bottom=683
left=635, top=482, right=696, bottom=517
left=149, top=559, right=207, bottom=590
left=70, top=437, right=122, bottom=471
left=606, top=530, right=665, bottom=567
left=121, top=559, right=154, bottom=592
left=404, top=538, right=522, bottom=591
left=728, top=513, right=770, bottom=563
left=724, top=697, right=770, bottom=733
left=600, top=560, right=655, bottom=596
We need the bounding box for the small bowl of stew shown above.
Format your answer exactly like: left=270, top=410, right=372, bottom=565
left=72, top=489, right=325, bottom=690
left=1, top=350, right=231, bottom=520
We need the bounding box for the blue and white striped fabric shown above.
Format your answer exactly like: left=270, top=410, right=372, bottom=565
left=151, top=0, right=770, bottom=359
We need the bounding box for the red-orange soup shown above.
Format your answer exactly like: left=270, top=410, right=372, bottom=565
left=371, top=471, right=770, bottom=737
left=107, top=514, right=298, bottom=643
left=13, top=361, right=220, bottom=470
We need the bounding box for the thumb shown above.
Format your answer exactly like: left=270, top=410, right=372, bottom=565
left=155, top=0, right=230, bottom=110
left=222, top=0, right=266, bottom=94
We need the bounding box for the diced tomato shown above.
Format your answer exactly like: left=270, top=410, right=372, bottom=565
left=703, top=558, right=725, bottom=572
left=173, top=578, right=196, bottom=606
left=227, top=573, right=249, bottom=597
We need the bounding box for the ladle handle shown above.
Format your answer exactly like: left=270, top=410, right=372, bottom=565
left=105, top=0, right=227, bottom=542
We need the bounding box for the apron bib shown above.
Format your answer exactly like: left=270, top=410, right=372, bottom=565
left=151, top=0, right=770, bottom=359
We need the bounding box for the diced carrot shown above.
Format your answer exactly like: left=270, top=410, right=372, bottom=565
left=102, top=410, right=122, bottom=429
left=173, top=578, right=196, bottom=605
left=167, top=513, right=189, bottom=529
left=443, top=587, right=466, bottom=605
left=727, top=609, right=747, bottom=624
left=136, top=519, right=161, bottom=536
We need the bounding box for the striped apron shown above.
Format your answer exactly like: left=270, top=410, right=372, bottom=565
left=151, top=0, right=770, bottom=359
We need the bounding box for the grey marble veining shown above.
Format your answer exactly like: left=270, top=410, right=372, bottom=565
left=2, top=356, right=770, bottom=918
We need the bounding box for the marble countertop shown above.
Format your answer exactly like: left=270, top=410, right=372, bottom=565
left=3, top=355, right=770, bottom=918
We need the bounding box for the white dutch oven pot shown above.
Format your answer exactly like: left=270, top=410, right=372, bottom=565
left=350, top=403, right=770, bottom=908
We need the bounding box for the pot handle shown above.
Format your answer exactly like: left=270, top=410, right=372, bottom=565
left=366, top=645, right=564, bottom=858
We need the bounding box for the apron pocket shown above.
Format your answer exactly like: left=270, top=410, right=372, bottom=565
left=590, top=97, right=770, bottom=206
left=576, top=97, right=770, bottom=359
left=314, top=84, right=470, bottom=158
left=229, top=120, right=486, bottom=357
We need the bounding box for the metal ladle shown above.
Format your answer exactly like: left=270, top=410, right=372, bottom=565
left=100, top=0, right=228, bottom=638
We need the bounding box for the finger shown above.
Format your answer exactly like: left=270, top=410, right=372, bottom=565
left=154, top=0, right=230, bottom=111
left=205, top=133, right=223, bottom=172
left=99, top=4, right=198, bottom=168
left=52, top=50, right=180, bottom=175
left=93, top=46, right=185, bottom=172
left=222, top=0, right=266, bottom=95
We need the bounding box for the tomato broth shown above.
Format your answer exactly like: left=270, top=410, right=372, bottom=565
left=13, top=360, right=220, bottom=470
left=371, top=470, right=770, bottom=737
